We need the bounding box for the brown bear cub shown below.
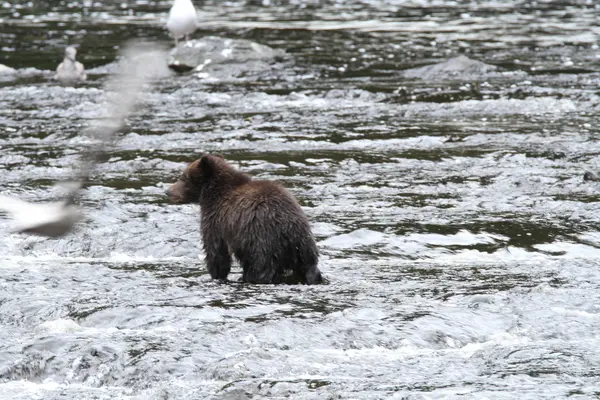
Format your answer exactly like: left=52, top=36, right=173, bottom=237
left=167, top=154, right=323, bottom=285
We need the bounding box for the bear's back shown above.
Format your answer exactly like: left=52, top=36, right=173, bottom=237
left=218, top=180, right=312, bottom=251
left=227, top=180, right=304, bottom=222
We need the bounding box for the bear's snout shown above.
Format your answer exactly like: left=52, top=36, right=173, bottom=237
left=166, top=180, right=191, bottom=204
left=166, top=182, right=181, bottom=203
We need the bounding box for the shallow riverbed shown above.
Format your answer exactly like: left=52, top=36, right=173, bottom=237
left=1, top=1, right=600, bottom=399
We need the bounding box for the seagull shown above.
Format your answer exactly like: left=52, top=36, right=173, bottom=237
left=0, top=194, right=82, bottom=238
left=0, top=41, right=169, bottom=239
left=0, top=180, right=82, bottom=237
left=55, top=46, right=87, bottom=84
left=166, top=0, right=199, bottom=45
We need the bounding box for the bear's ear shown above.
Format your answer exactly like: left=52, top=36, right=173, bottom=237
left=187, top=155, right=219, bottom=181
left=198, top=155, right=218, bottom=176
left=185, top=158, right=206, bottom=181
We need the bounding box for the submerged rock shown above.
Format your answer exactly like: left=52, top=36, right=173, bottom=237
left=167, top=36, right=285, bottom=73
left=209, top=389, right=252, bottom=400
left=402, top=55, right=506, bottom=80
left=0, top=64, right=16, bottom=74
left=0, top=64, right=16, bottom=82
left=583, top=171, right=600, bottom=182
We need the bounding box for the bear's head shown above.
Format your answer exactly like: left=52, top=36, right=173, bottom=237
left=167, top=155, right=213, bottom=204
left=166, top=154, right=247, bottom=204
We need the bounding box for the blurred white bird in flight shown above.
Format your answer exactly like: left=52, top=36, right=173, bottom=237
left=0, top=185, right=82, bottom=238
left=166, top=0, right=199, bottom=45
left=0, top=41, right=169, bottom=238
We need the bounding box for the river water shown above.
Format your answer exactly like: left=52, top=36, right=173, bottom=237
left=1, top=1, right=600, bottom=399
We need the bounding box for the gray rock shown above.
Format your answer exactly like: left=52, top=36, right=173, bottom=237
left=402, top=55, right=501, bottom=80
left=209, top=389, right=252, bottom=400
left=584, top=171, right=600, bottom=182
left=0, top=64, right=17, bottom=82
left=167, top=36, right=285, bottom=72
left=0, top=64, right=16, bottom=74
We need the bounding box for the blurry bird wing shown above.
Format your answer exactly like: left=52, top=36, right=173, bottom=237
left=13, top=205, right=82, bottom=238
left=0, top=195, right=34, bottom=214
left=0, top=195, right=67, bottom=223
left=75, top=61, right=87, bottom=80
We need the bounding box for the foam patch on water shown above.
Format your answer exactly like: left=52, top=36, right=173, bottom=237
left=35, top=318, right=83, bottom=334
left=407, top=230, right=508, bottom=246
left=551, top=307, right=600, bottom=319
left=402, top=97, right=578, bottom=118
left=0, top=253, right=193, bottom=266
left=533, top=241, right=600, bottom=258
left=0, top=380, right=134, bottom=400
left=319, top=228, right=386, bottom=249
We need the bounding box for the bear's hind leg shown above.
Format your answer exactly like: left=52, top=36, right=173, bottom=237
left=295, top=246, right=322, bottom=285
left=242, top=266, right=278, bottom=284
left=240, top=257, right=278, bottom=284
left=203, top=237, right=232, bottom=281
left=303, top=264, right=323, bottom=285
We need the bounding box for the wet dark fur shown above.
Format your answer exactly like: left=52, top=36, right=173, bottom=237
left=167, top=154, right=322, bottom=285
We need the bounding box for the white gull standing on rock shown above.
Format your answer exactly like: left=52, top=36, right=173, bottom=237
left=55, top=46, right=87, bottom=84
left=166, top=0, right=199, bottom=45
